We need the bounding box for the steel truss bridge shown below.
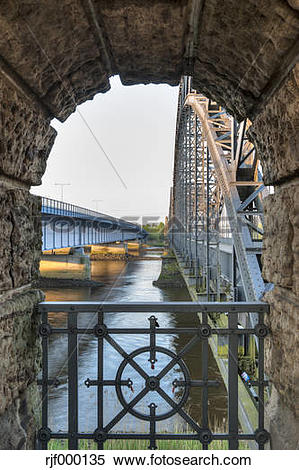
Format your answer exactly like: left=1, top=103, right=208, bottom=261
left=169, top=77, right=270, bottom=307
left=37, top=78, right=270, bottom=450
left=41, top=197, right=146, bottom=251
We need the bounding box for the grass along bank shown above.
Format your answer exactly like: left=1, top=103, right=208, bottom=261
left=48, top=438, right=249, bottom=451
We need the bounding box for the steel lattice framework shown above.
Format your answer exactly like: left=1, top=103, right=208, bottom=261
left=170, top=77, right=269, bottom=311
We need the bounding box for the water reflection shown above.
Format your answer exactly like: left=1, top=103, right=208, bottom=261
left=41, top=252, right=227, bottom=434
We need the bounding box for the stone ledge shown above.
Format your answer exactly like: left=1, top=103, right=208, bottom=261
left=0, top=288, right=44, bottom=322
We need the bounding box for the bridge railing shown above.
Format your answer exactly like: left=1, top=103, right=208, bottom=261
left=37, top=300, right=270, bottom=451
left=41, top=196, right=144, bottom=233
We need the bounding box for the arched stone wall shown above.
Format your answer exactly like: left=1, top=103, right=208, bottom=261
left=251, top=64, right=299, bottom=448
left=0, top=0, right=298, bottom=449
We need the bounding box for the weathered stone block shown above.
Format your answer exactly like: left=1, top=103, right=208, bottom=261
left=250, top=64, right=299, bottom=185
left=265, top=385, right=299, bottom=450
left=0, top=190, right=13, bottom=289
left=0, top=289, right=43, bottom=419
left=0, top=81, right=56, bottom=185
left=262, top=185, right=299, bottom=296
left=0, top=382, right=40, bottom=450
left=99, top=1, right=188, bottom=86
left=193, top=1, right=299, bottom=120
left=0, top=1, right=297, bottom=122
left=0, top=1, right=111, bottom=121
left=0, top=188, right=42, bottom=292
left=264, top=286, right=299, bottom=418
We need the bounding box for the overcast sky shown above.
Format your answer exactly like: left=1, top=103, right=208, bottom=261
left=31, top=76, right=179, bottom=224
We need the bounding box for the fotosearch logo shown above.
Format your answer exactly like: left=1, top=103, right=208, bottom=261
left=41, top=215, right=165, bottom=236
left=39, top=210, right=261, bottom=239
left=44, top=452, right=252, bottom=468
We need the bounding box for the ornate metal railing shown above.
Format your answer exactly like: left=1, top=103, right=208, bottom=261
left=37, top=301, right=270, bottom=450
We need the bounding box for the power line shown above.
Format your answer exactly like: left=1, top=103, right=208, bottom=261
left=21, top=14, right=128, bottom=190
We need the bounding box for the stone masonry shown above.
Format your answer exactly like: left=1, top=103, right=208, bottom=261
left=252, top=64, right=299, bottom=449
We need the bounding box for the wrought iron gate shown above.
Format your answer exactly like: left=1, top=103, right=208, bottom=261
left=37, top=301, right=269, bottom=450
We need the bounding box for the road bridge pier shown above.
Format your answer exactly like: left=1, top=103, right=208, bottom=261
left=41, top=247, right=91, bottom=280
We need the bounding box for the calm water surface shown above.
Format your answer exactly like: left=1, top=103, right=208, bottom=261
left=42, top=251, right=227, bottom=434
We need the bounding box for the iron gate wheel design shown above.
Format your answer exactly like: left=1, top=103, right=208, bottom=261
left=115, top=345, right=191, bottom=422
left=37, top=301, right=270, bottom=450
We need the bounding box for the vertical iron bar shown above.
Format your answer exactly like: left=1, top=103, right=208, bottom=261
left=149, top=316, right=157, bottom=367
left=228, top=310, right=239, bottom=449
left=201, top=310, right=209, bottom=450
left=68, top=310, right=78, bottom=449
left=41, top=309, right=49, bottom=450
left=258, top=311, right=265, bottom=450
left=149, top=403, right=157, bottom=450
left=97, top=309, right=104, bottom=450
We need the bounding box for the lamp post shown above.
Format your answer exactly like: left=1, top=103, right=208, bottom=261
left=55, top=183, right=71, bottom=202
left=92, top=199, right=103, bottom=212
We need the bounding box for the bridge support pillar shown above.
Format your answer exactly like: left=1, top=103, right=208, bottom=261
left=78, top=255, right=91, bottom=280
left=71, top=248, right=91, bottom=279
left=42, top=248, right=91, bottom=280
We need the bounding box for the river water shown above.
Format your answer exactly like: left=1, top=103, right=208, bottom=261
left=41, top=249, right=227, bottom=435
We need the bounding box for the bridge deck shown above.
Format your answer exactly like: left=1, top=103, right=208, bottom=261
left=41, top=197, right=146, bottom=251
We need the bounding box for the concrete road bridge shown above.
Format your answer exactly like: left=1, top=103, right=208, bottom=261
left=41, top=197, right=146, bottom=251
left=0, top=0, right=298, bottom=450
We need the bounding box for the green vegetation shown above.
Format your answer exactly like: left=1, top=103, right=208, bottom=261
left=49, top=438, right=249, bottom=451
left=143, top=222, right=165, bottom=246
left=47, top=416, right=249, bottom=451
left=153, top=254, right=186, bottom=288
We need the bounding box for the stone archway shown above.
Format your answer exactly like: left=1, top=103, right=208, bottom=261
left=0, top=0, right=298, bottom=449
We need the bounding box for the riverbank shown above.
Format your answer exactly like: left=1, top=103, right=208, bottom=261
left=89, top=242, right=140, bottom=260
left=90, top=253, right=132, bottom=261
left=153, top=252, right=186, bottom=288
left=36, top=277, right=104, bottom=288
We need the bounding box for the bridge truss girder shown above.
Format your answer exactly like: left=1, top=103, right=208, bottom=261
left=170, top=77, right=269, bottom=317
